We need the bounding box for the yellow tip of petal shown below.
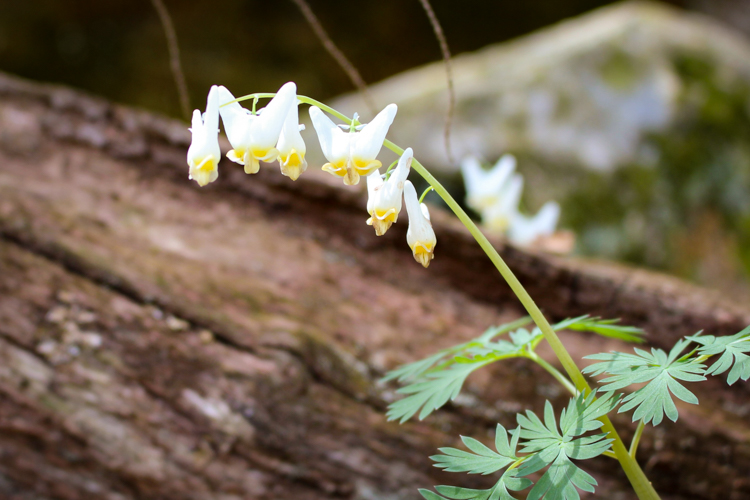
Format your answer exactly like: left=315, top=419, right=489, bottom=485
left=227, top=149, right=246, bottom=165
left=244, top=158, right=260, bottom=174
left=412, top=244, right=435, bottom=268
left=370, top=218, right=393, bottom=236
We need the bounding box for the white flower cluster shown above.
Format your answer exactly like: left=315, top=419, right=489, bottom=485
left=186, top=83, right=436, bottom=267
left=461, top=155, right=560, bottom=246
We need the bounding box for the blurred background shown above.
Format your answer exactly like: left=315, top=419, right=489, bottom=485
left=3, top=0, right=750, bottom=299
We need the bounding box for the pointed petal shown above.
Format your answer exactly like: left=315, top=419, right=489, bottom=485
left=253, top=82, right=297, bottom=149
left=278, top=102, right=306, bottom=157
left=217, top=86, right=252, bottom=149
left=309, top=106, right=337, bottom=162
left=366, top=169, right=384, bottom=215
left=404, top=180, right=437, bottom=267
left=508, top=201, right=560, bottom=245
left=352, top=103, right=397, bottom=161
left=460, top=156, right=485, bottom=196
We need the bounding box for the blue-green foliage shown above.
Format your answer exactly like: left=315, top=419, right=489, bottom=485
left=422, top=393, right=616, bottom=500
left=688, top=326, right=750, bottom=385
left=583, top=339, right=706, bottom=425
left=385, top=316, right=643, bottom=423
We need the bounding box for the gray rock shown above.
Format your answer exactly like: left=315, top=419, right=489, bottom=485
left=323, top=1, right=750, bottom=297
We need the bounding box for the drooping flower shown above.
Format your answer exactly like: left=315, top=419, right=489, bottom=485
left=481, top=172, right=523, bottom=233
left=404, top=180, right=437, bottom=267
left=461, top=154, right=517, bottom=213
left=187, top=85, right=221, bottom=187
left=366, top=148, right=413, bottom=236
left=309, top=104, right=397, bottom=186
left=508, top=201, right=561, bottom=246
left=462, top=154, right=561, bottom=247
left=276, top=101, right=307, bottom=181
left=217, top=82, right=297, bottom=175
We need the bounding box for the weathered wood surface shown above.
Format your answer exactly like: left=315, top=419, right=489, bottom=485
left=0, top=72, right=749, bottom=499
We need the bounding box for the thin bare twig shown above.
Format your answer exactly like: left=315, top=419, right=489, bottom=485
left=289, top=0, right=376, bottom=115
left=150, top=0, right=191, bottom=120
left=417, top=0, right=455, bottom=164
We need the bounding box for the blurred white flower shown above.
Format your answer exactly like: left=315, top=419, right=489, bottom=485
left=187, top=85, right=221, bottom=187
left=507, top=201, right=561, bottom=246
left=404, top=180, right=436, bottom=267
left=217, top=82, right=297, bottom=174
left=461, top=154, right=517, bottom=212
left=276, top=102, right=307, bottom=181
left=309, top=104, right=397, bottom=186
left=366, top=148, right=413, bottom=236
left=461, top=154, right=561, bottom=246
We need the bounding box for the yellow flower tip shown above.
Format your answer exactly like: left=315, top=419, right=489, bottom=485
left=367, top=208, right=397, bottom=236
left=343, top=169, right=360, bottom=186
left=226, top=149, right=246, bottom=165
left=245, top=158, right=260, bottom=174
left=352, top=158, right=382, bottom=177
left=370, top=218, right=393, bottom=236
left=279, top=150, right=307, bottom=181
left=189, top=155, right=218, bottom=187
left=412, top=243, right=435, bottom=268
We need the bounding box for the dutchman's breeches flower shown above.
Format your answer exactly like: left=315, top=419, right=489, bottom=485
left=366, top=147, right=413, bottom=236
left=276, top=102, right=307, bottom=181
left=218, top=82, right=297, bottom=175
left=187, top=85, right=221, bottom=187
left=404, top=180, right=437, bottom=268
left=461, top=154, right=517, bottom=213
left=309, top=104, right=397, bottom=186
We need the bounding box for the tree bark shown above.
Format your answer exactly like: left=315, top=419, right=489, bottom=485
left=0, top=72, right=748, bottom=499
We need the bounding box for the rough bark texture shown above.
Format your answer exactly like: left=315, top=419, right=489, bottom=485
left=0, top=72, right=748, bottom=500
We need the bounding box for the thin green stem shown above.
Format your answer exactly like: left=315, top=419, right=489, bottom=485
left=630, top=420, right=646, bottom=459
left=526, top=351, right=577, bottom=396
left=227, top=94, right=661, bottom=500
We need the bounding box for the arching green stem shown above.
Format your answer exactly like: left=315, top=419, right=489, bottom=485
left=232, top=93, right=661, bottom=500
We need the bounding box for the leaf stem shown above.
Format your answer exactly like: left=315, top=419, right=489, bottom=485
left=526, top=351, right=577, bottom=396
left=630, top=420, right=646, bottom=459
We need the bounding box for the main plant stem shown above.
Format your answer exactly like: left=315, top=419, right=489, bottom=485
left=236, top=94, right=661, bottom=500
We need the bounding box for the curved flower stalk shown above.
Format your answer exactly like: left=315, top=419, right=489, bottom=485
left=462, top=154, right=560, bottom=246
left=187, top=85, right=221, bottom=187
left=309, top=104, right=397, bottom=186
left=217, top=82, right=297, bottom=174
left=404, top=180, right=437, bottom=268
left=277, top=102, right=307, bottom=181
left=366, top=147, right=413, bottom=235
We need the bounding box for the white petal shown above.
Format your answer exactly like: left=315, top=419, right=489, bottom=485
left=352, top=103, right=397, bottom=161
left=309, top=106, right=349, bottom=163
left=217, top=86, right=252, bottom=149
left=278, top=102, right=306, bottom=156
left=460, top=156, right=485, bottom=197
left=366, top=169, right=384, bottom=214
left=508, top=201, right=560, bottom=245
left=252, top=82, right=297, bottom=149
left=404, top=180, right=436, bottom=247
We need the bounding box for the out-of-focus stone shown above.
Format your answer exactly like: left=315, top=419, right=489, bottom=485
left=329, top=1, right=750, bottom=297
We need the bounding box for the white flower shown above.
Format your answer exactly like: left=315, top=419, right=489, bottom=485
left=404, top=180, right=437, bottom=267
left=508, top=201, right=561, bottom=246
left=481, top=171, right=524, bottom=233
left=309, top=104, right=397, bottom=186
left=276, top=101, right=307, bottom=181
left=187, top=85, right=221, bottom=187
left=366, top=148, right=413, bottom=236
left=217, top=82, right=297, bottom=175
left=461, top=154, right=517, bottom=213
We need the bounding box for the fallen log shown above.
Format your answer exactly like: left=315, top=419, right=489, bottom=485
left=0, top=72, right=748, bottom=499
